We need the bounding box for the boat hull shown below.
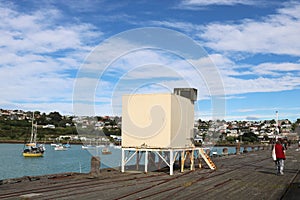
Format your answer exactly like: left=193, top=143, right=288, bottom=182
left=23, top=152, right=43, bottom=157
left=54, top=146, right=67, bottom=151
left=55, top=148, right=67, bottom=151
left=102, top=148, right=112, bottom=155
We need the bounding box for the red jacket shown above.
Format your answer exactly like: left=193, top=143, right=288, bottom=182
left=275, top=143, right=286, bottom=159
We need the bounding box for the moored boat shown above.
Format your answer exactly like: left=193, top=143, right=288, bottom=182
left=54, top=144, right=67, bottom=151
left=23, top=113, right=45, bottom=157
left=113, top=145, right=121, bottom=149
left=63, top=143, right=71, bottom=148
left=23, top=146, right=45, bottom=157
left=82, top=145, right=96, bottom=149
left=102, top=147, right=112, bottom=155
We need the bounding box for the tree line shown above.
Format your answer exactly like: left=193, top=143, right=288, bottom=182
left=0, top=111, right=75, bottom=141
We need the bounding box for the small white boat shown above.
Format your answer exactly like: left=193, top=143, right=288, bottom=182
left=54, top=144, right=67, bottom=151
left=82, top=145, right=96, bottom=150
left=114, top=145, right=121, bottom=149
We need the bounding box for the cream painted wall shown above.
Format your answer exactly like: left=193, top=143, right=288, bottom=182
left=122, top=93, right=194, bottom=148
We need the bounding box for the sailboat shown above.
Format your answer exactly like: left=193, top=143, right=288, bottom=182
left=23, top=112, right=45, bottom=157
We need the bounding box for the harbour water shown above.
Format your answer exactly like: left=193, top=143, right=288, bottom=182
left=0, top=143, right=242, bottom=180
left=0, top=143, right=121, bottom=180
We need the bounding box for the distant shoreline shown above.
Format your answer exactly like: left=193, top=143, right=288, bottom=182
left=0, top=140, right=268, bottom=148
left=0, top=140, right=83, bottom=145
left=0, top=140, right=24, bottom=144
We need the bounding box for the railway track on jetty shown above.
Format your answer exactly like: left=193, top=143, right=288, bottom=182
left=0, top=171, right=169, bottom=199
left=2, top=147, right=291, bottom=200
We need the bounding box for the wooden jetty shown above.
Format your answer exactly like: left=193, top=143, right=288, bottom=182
left=0, top=144, right=299, bottom=200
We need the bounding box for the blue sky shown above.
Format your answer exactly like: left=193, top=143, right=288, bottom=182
left=0, top=0, right=299, bottom=121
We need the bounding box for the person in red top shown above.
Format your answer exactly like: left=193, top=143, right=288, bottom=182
left=275, top=139, right=286, bottom=175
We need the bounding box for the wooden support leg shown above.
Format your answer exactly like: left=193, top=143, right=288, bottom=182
left=199, top=159, right=202, bottom=169
left=190, top=150, right=194, bottom=171
left=181, top=151, right=185, bottom=172
left=198, top=149, right=202, bottom=169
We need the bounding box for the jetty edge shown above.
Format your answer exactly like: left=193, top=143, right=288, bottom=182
left=0, top=144, right=299, bottom=199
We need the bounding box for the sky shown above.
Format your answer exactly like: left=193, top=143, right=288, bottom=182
left=0, top=0, right=300, bottom=122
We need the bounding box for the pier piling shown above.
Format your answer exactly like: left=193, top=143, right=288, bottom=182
left=236, top=142, right=240, bottom=155
left=90, top=156, right=101, bottom=177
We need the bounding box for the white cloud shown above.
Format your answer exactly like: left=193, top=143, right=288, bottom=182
left=72, top=27, right=227, bottom=117
left=81, top=48, right=211, bottom=103
left=224, top=95, right=246, bottom=100
left=227, top=106, right=300, bottom=121
left=198, top=53, right=300, bottom=97
left=150, top=20, right=202, bottom=33
left=1, top=1, right=299, bottom=120
left=208, top=53, right=252, bottom=76
left=86, top=43, right=300, bottom=110
left=223, top=75, right=300, bottom=95
left=149, top=3, right=300, bottom=98
left=224, top=114, right=274, bottom=121
left=180, top=0, right=258, bottom=7
left=252, top=62, right=300, bottom=76
left=0, top=2, right=102, bottom=114
left=199, top=2, right=300, bottom=56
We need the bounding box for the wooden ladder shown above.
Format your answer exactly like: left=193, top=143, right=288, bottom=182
left=199, top=148, right=217, bottom=170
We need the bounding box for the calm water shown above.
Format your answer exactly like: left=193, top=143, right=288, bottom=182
left=0, top=143, right=242, bottom=180
left=0, top=143, right=122, bottom=180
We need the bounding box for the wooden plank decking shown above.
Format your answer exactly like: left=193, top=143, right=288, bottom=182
left=0, top=144, right=299, bottom=200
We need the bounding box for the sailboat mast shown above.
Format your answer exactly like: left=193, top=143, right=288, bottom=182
left=33, top=121, right=37, bottom=143
left=30, top=112, right=34, bottom=143
left=276, top=111, right=279, bottom=135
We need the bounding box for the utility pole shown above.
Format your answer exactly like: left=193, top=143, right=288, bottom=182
left=276, top=111, right=279, bottom=135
